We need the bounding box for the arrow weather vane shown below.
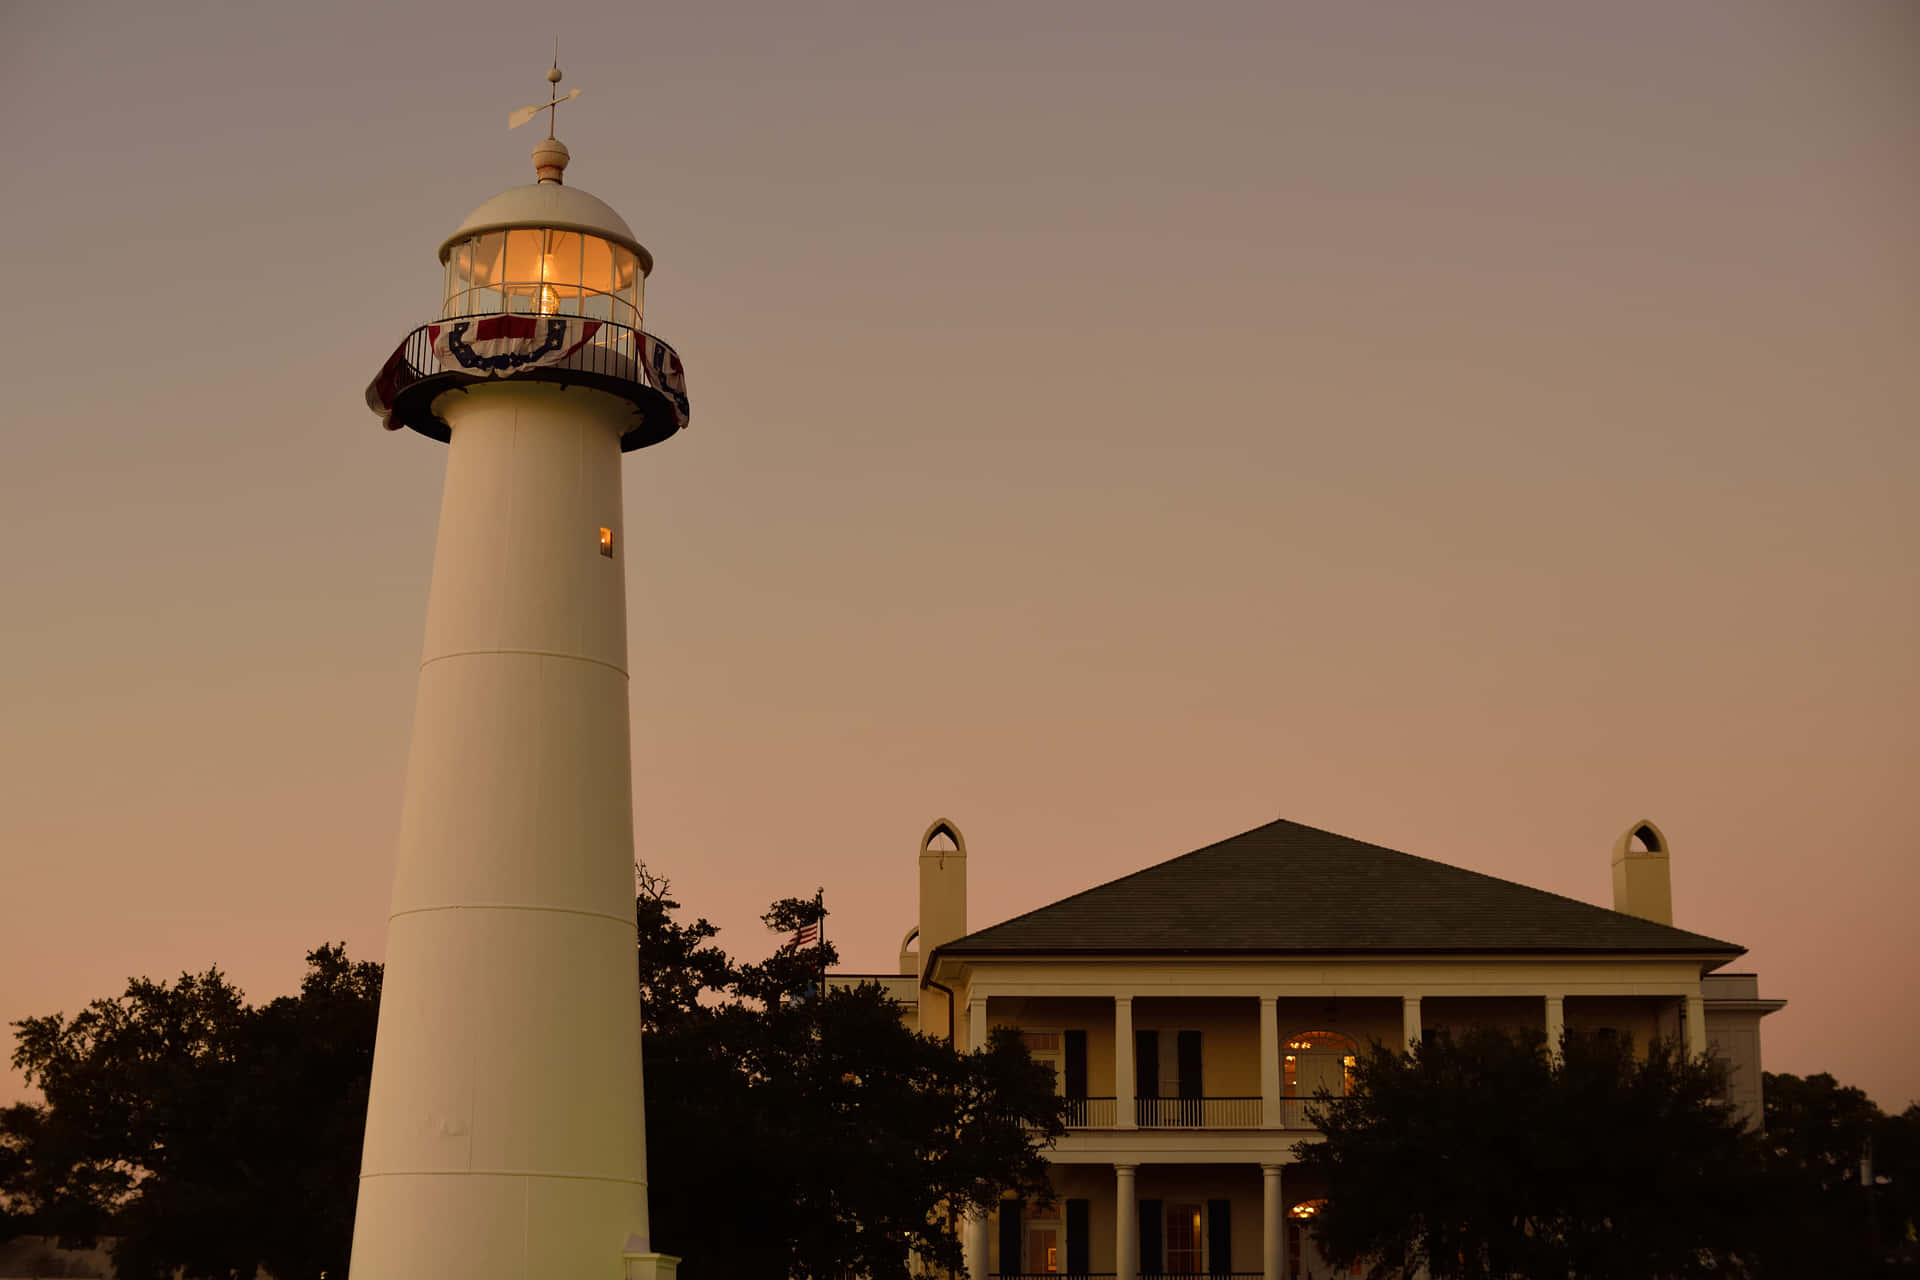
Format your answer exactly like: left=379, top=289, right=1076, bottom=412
left=509, top=43, right=581, bottom=138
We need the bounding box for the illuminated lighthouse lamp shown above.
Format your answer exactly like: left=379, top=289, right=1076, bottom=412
left=367, top=138, right=688, bottom=454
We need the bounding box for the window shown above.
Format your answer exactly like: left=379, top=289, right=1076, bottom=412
left=1166, top=1202, right=1204, bottom=1274
left=1025, top=1222, right=1059, bottom=1274
left=1284, top=1030, right=1358, bottom=1097
left=442, top=228, right=641, bottom=327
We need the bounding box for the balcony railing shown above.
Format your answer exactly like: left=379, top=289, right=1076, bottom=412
left=1064, top=1097, right=1118, bottom=1128
left=1056, top=1097, right=1326, bottom=1130
left=370, top=314, right=687, bottom=452
left=1272, top=1096, right=1322, bottom=1129
left=1135, top=1096, right=1264, bottom=1128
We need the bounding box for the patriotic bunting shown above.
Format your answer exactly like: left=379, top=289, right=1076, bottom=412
left=366, top=314, right=690, bottom=434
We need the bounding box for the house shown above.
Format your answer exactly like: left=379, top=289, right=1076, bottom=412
left=834, top=816, right=1783, bottom=1280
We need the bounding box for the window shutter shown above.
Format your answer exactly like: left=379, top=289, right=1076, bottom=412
left=1066, top=1198, right=1090, bottom=1275
left=1136, top=1029, right=1160, bottom=1099
left=1138, top=1198, right=1163, bottom=1276
left=1063, top=1029, right=1088, bottom=1099
left=1207, top=1198, right=1231, bottom=1276
left=1178, top=1030, right=1203, bottom=1099
left=999, top=1198, right=1021, bottom=1277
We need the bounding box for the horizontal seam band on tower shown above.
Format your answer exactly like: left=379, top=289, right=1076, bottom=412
left=388, top=903, right=638, bottom=928
left=419, top=647, right=629, bottom=678
left=359, top=1169, right=647, bottom=1185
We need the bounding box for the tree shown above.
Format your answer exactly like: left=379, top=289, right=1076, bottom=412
left=5, top=880, right=1062, bottom=1280
left=2, top=945, right=381, bottom=1280
left=636, top=870, right=1067, bottom=1279
left=1294, top=1027, right=1764, bottom=1280
left=1756, top=1071, right=1920, bottom=1277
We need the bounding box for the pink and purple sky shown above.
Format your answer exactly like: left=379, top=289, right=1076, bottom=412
left=2, top=0, right=1915, bottom=1109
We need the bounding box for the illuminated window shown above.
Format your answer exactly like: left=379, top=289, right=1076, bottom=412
left=1283, top=1030, right=1358, bottom=1097
left=599, top=527, right=615, bottom=558
left=1165, top=1203, right=1204, bottom=1273
left=442, top=229, right=642, bottom=327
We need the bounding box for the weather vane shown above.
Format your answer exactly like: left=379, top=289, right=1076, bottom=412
left=508, top=42, right=581, bottom=138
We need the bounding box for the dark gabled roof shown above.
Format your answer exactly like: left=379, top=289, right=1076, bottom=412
left=937, top=818, right=1740, bottom=960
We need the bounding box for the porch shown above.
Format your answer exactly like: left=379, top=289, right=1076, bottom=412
left=982, top=990, right=1702, bottom=1136
left=966, top=1162, right=1335, bottom=1280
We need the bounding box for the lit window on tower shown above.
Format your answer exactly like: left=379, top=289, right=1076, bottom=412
left=599, top=526, right=615, bottom=558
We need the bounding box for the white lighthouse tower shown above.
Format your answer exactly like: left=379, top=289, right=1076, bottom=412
left=354, top=66, right=686, bottom=1279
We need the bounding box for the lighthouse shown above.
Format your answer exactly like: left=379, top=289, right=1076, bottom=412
left=355, top=66, right=686, bottom=1279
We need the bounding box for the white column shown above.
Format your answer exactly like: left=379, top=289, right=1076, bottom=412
left=963, top=1207, right=990, bottom=1280
left=1402, top=995, right=1422, bottom=1050
left=1115, top=1163, right=1139, bottom=1280
left=1685, top=992, right=1707, bottom=1059
left=969, top=992, right=988, bottom=1054
left=1115, top=996, right=1136, bottom=1130
left=1261, top=1163, right=1286, bottom=1280
left=1545, top=994, right=1565, bottom=1062
left=1259, top=996, right=1281, bottom=1129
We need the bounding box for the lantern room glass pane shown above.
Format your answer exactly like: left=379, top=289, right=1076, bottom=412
left=581, top=236, right=614, bottom=295
left=612, top=246, right=637, bottom=293
left=503, top=230, right=544, bottom=287
left=472, top=232, right=504, bottom=285
left=540, top=229, right=585, bottom=303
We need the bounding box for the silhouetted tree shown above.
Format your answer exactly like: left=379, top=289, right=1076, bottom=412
left=6, top=882, right=1062, bottom=1280
left=638, top=869, right=1067, bottom=1279
left=1756, top=1071, right=1920, bottom=1278
left=1295, top=1027, right=1764, bottom=1279
left=1, top=944, right=380, bottom=1279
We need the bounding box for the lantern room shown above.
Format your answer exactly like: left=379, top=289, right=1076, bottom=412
left=435, top=159, right=655, bottom=327
left=367, top=134, right=688, bottom=453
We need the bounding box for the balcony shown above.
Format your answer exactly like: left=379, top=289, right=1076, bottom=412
left=1061, top=1097, right=1320, bottom=1130
left=366, top=315, right=688, bottom=452
left=1134, top=1097, right=1264, bottom=1128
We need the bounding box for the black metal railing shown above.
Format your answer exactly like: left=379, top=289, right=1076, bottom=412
left=372, top=314, right=687, bottom=449
left=1136, top=1096, right=1264, bottom=1128
left=397, top=314, right=670, bottom=392
left=991, top=1273, right=1262, bottom=1278
left=1051, top=1097, right=1323, bottom=1130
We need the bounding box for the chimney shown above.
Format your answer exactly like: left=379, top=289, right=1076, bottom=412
left=1611, top=819, right=1673, bottom=924
left=916, top=818, right=968, bottom=977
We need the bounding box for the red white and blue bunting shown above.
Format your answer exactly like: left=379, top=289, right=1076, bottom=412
left=366, top=314, right=690, bottom=433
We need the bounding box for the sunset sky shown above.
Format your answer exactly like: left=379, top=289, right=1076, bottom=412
left=2, top=0, right=1914, bottom=1111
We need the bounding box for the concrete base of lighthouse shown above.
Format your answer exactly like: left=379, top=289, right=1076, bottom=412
left=623, top=1247, right=681, bottom=1279
left=350, top=379, right=665, bottom=1277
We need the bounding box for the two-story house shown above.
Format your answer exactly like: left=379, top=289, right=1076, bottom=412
left=835, top=816, right=1783, bottom=1280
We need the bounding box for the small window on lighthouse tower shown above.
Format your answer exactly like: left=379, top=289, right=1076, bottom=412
left=599, top=527, right=615, bottom=558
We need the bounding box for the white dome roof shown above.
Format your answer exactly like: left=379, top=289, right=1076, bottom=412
left=438, top=182, right=653, bottom=276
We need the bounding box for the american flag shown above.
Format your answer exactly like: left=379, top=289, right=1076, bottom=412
left=791, top=921, right=821, bottom=949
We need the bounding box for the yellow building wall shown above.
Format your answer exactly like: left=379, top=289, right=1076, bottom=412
left=1564, top=995, right=1666, bottom=1047
left=1134, top=997, right=1263, bottom=1097
left=987, top=996, right=1119, bottom=1093
left=1421, top=995, right=1548, bottom=1039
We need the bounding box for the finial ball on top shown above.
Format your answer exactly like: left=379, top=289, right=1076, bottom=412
left=548, top=66, right=563, bottom=84
left=531, top=135, right=570, bottom=184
